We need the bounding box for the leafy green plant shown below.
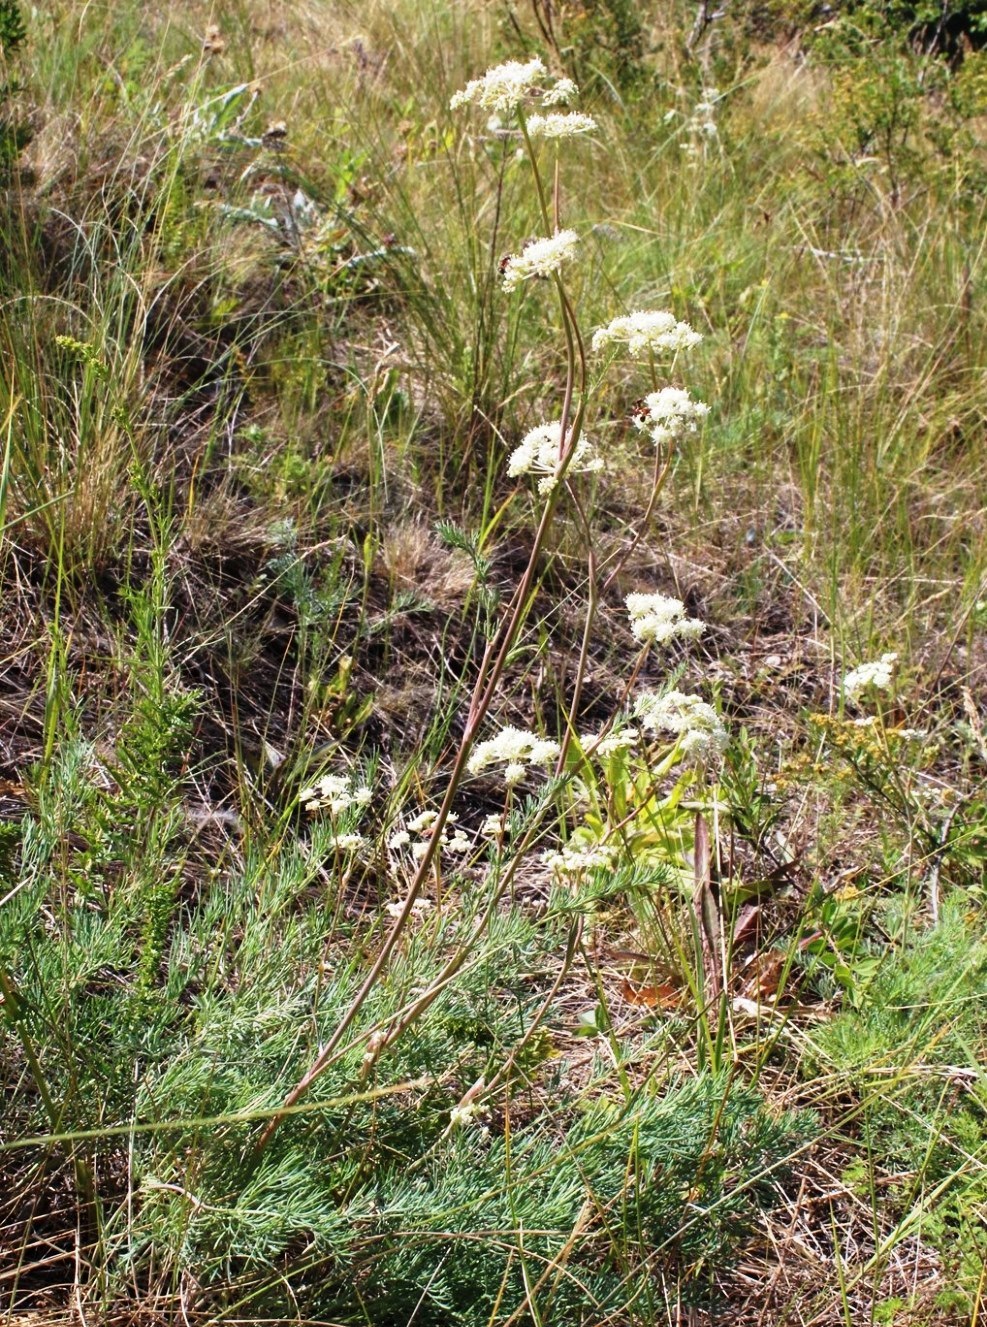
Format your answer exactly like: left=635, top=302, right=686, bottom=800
left=0, top=0, right=26, bottom=54
left=3, top=2, right=987, bottom=1323
left=809, top=899, right=987, bottom=1307
left=0, top=1, right=27, bottom=173
left=549, top=0, right=651, bottom=95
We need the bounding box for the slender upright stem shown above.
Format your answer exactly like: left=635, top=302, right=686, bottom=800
left=256, top=102, right=596, bottom=1158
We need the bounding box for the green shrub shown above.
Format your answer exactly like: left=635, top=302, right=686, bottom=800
left=0, top=0, right=26, bottom=169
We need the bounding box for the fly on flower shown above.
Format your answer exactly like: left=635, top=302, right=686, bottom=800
left=500, top=230, right=580, bottom=292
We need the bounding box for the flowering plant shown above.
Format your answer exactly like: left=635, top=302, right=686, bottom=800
left=257, top=57, right=721, bottom=1152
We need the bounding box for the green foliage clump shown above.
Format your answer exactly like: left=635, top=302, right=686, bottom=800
left=812, top=900, right=987, bottom=1303
left=0, top=0, right=26, bottom=169
left=1, top=721, right=811, bottom=1323
left=555, top=0, right=650, bottom=94
left=836, top=0, right=987, bottom=50
left=738, top=0, right=987, bottom=49
left=0, top=0, right=25, bottom=56
left=131, top=1055, right=811, bottom=1323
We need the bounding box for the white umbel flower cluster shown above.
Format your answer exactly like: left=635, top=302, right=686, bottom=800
left=390, top=811, right=471, bottom=858
left=632, top=387, right=710, bottom=448
left=843, top=652, right=898, bottom=702
left=451, top=61, right=584, bottom=118
left=592, top=310, right=702, bottom=357
left=385, top=896, right=433, bottom=919
left=526, top=111, right=597, bottom=139
left=449, top=1099, right=488, bottom=1132
left=507, top=422, right=603, bottom=495
left=545, top=839, right=619, bottom=876
left=625, top=592, right=706, bottom=646
left=450, top=57, right=547, bottom=113
left=690, top=88, right=720, bottom=143
left=329, top=832, right=366, bottom=852
left=300, top=773, right=373, bottom=814
left=635, top=690, right=727, bottom=761
left=467, top=726, right=561, bottom=781
left=541, top=77, right=579, bottom=106
left=480, top=813, right=508, bottom=840
left=501, top=230, right=579, bottom=292
left=579, top=727, right=639, bottom=758
left=407, top=809, right=439, bottom=833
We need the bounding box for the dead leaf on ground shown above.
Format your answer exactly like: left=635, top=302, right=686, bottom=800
left=619, top=977, right=681, bottom=1009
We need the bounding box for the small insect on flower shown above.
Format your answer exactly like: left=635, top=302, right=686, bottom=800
left=203, top=23, right=225, bottom=55
left=545, top=839, right=620, bottom=876
left=481, top=813, right=508, bottom=840
left=300, top=773, right=372, bottom=814
left=330, top=833, right=366, bottom=853
left=630, top=387, right=710, bottom=448
left=385, top=897, right=434, bottom=919
left=579, top=727, right=639, bottom=758
left=407, top=809, right=440, bottom=834
left=263, top=121, right=289, bottom=146
left=500, top=230, right=579, bottom=292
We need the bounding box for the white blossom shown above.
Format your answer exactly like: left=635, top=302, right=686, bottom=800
left=444, top=830, right=472, bottom=854
left=843, top=653, right=898, bottom=702
left=467, top=725, right=561, bottom=781
left=625, top=592, right=706, bottom=646
left=580, top=727, right=639, bottom=757
left=507, top=421, right=603, bottom=494
left=407, top=809, right=439, bottom=834
left=526, top=111, right=597, bottom=139
left=541, top=77, right=579, bottom=107
left=545, top=840, right=619, bottom=876
left=635, top=689, right=727, bottom=761
left=388, top=829, right=411, bottom=851
left=592, top=309, right=702, bottom=356
left=631, top=386, right=710, bottom=447
left=690, top=88, right=720, bottom=143
left=449, top=1100, right=486, bottom=1130
left=385, top=896, right=433, bottom=919
left=529, top=738, right=562, bottom=765
left=450, top=58, right=547, bottom=114
left=501, top=230, right=579, bottom=292
left=330, top=833, right=366, bottom=852
left=402, top=811, right=472, bottom=859
left=300, top=773, right=372, bottom=814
